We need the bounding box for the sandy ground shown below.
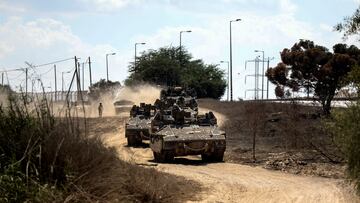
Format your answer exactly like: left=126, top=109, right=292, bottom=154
left=88, top=111, right=359, bottom=203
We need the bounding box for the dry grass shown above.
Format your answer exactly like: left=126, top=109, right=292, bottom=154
left=198, top=99, right=345, bottom=178
left=0, top=92, right=201, bottom=202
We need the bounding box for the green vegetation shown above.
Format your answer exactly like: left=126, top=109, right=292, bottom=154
left=266, top=40, right=360, bottom=114
left=335, top=5, right=360, bottom=40
left=125, top=46, right=227, bottom=99
left=328, top=102, right=360, bottom=193
left=0, top=92, right=200, bottom=202
left=328, top=6, right=360, bottom=194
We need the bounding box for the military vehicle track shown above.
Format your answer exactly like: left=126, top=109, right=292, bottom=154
left=93, top=114, right=358, bottom=203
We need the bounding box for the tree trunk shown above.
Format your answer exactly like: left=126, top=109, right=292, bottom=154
left=323, top=94, right=334, bottom=115
left=324, top=100, right=331, bottom=115
left=321, top=99, right=327, bottom=114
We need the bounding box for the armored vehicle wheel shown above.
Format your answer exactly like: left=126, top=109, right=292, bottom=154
left=153, top=151, right=174, bottom=163
left=127, top=136, right=141, bottom=146
left=201, top=153, right=212, bottom=162
left=201, top=150, right=224, bottom=162
left=212, top=150, right=224, bottom=162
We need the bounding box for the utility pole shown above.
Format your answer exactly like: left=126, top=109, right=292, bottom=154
left=25, top=68, right=28, bottom=97
left=54, top=65, right=57, bottom=101
left=62, top=72, right=65, bottom=93
left=77, top=62, right=81, bottom=91
left=229, top=19, right=241, bottom=101
left=82, top=62, right=85, bottom=91
left=261, top=53, right=264, bottom=99
left=88, top=57, right=92, bottom=86
left=74, top=56, right=81, bottom=101
left=267, top=58, right=270, bottom=99
left=1, top=72, right=3, bottom=86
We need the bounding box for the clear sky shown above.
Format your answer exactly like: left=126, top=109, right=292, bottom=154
left=0, top=0, right=359, bottom=99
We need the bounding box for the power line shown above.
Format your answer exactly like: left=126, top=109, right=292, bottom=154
left=39, top=66, right=55, bottom=76
left=0, top=57, right=76, bottom=73
left=0, top=68, right=24, bottom=73
left=7, top=71, right=25, bottom=80
left=33, top=57, right=75, bottom=68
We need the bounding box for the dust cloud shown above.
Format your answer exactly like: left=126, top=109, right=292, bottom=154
left=114, top=84, right=161, bottom=105
left=88, top=84, right=161, bottom=117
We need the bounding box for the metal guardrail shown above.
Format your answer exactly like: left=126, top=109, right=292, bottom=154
left=16, top=91, right=89, bottom=103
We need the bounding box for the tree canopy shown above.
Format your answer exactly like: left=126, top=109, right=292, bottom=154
left=335, top=5, right=360, bottom=40
left=266, top=40, right=360, bottom=114
left=125, top=47, right=226, bottom=99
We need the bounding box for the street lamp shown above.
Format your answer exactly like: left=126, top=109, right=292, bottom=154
left=179, top=30, right=192, bottom=68
left=106, top=52, right=116, bottom=81
left=179, top=30, right=192, bottom=49
left=135, top=42, right=146, bottom=73
left=255, top=50, right=265, bottom=99
left=229, top=18, right=241, bottom=101
left=62, top=71, right=71, bottom=101
left=266, top=57, right=275, bottom=99
left=62, top=71, right=71, bottom=92
left=220, top=60, right=230, bottom=101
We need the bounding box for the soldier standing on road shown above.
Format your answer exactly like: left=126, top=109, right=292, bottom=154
left=98, top=103, right=103, bottom=118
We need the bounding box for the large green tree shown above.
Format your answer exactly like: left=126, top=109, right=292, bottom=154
left=266, top=40, right=359, bottom=114
left=125, top=46, right=226, bottom=99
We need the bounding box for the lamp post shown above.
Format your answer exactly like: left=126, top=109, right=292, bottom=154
left=106, top=52, right=116, bottom=81
left=179, top=30, right=192, bottom=50
left=179, top=30, right=192, bottom=68
left=266, top=57, right=275, bottom=99
left=45, top=85, right=53, bottom=113
left=135, top=43, right=146, bottom=73
left=255, top=50, right=265, bottom=99
left=229, top=18, right=241, bottom=101
left=62, top=70, right=71, bottom=100
left=220, top=60, right=230, bottom=101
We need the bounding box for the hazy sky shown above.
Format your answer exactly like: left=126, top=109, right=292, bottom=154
left=0, top=0, right=359, bottom=99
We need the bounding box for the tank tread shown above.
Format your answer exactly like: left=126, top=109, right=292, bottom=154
left=201, top=149, right=224, bottom=162
left=127, top=135, right=142, bottom=146
left=153, top=151, right=174, bottom=163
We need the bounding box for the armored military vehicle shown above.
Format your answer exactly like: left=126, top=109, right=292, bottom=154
left=113, top=100, right=134, bottom=114
left=149, top=106, right=226, bottom=162
left=125, top=103, right=156, bottom=146
left=157, top=87, right=198, bottom=117
left=160, top=86, right=197, bottom=100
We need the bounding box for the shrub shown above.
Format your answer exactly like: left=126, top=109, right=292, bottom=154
left=329, top=101, right=360, bottom=193
left=0, top=92, right=201, bottom=202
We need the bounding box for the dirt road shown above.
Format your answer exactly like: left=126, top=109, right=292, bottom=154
left=90, top=116, right=359, bottom=203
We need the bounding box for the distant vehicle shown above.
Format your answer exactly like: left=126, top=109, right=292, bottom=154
left=125, top=103, right=156, bottom=146
left=113, top=100, right=134, bottom=114
left=149, top=107, right=226, bottom=163
left=160, top=86, right=197, bottom=100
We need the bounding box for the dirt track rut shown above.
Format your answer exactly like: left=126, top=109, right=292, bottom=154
left=94, top=115, right=359, bottom=203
